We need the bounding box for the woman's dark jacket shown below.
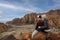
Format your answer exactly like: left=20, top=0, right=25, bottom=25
left=35, top=18, right=50, bottom=31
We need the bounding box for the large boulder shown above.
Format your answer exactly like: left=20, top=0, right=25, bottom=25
left=33, top=32, right=46, bottom=40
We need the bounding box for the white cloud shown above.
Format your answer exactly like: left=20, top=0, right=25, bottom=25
left=0, top=11, right=3, bottom=14
left=0, top=3, right=34, bottom=12
left=0, top=18, right=13, bottom=23
left=47, top=0, right=60, bottom=10
left=0, top=3, right=18, bottom=9
left=52, top=0, right=60, bottom=9
left=0, top=3, right=44, bottom=12
left=53, top=0, right=60, bottom=2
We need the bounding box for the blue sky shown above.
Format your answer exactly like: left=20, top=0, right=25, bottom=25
left=0, top=0, right=60, bottom=23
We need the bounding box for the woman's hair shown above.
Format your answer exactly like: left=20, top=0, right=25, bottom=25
left=39, top=15, right=42, bottom=18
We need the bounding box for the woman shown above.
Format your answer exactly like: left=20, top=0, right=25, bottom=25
left=32, top=14, right=50, bottom=38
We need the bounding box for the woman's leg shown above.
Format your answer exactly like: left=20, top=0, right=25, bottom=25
left=32, top=30, right=38, bottom=38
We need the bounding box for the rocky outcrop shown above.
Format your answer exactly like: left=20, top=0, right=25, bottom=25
left=0, top=23, right=12, bottom=32
left=7, top=13, right=38, bottom=25
left=15, top=32, right=60, bottom=40
left=0, top=31, right=60, bottom=40
left=23, top=13, right=37, bottom=24
left=0, top=34, right=17, bottom=40
left=7, top=9, right=60, bottom=28
left=46, top=10, right=60, bottom=28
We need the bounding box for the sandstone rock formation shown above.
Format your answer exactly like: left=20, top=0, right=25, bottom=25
left=7, top=9, right=60, bottom=28
left=46, top=10, right=60, bottom=28
left=7, top=13, right=38, bottom=25
left=0, top=23, right=12, bottom=33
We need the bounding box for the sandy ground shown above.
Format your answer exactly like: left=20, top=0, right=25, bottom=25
left=0, top=24, right=60, bottom=39
left=0, top=24, right=35, bottom=39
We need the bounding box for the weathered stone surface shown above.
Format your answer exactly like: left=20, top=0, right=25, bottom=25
left=0, top=23, right=12, bottom=32
left=16, top=32, right=60, bottom=40
left=0, top=34, right=17, bottom=40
